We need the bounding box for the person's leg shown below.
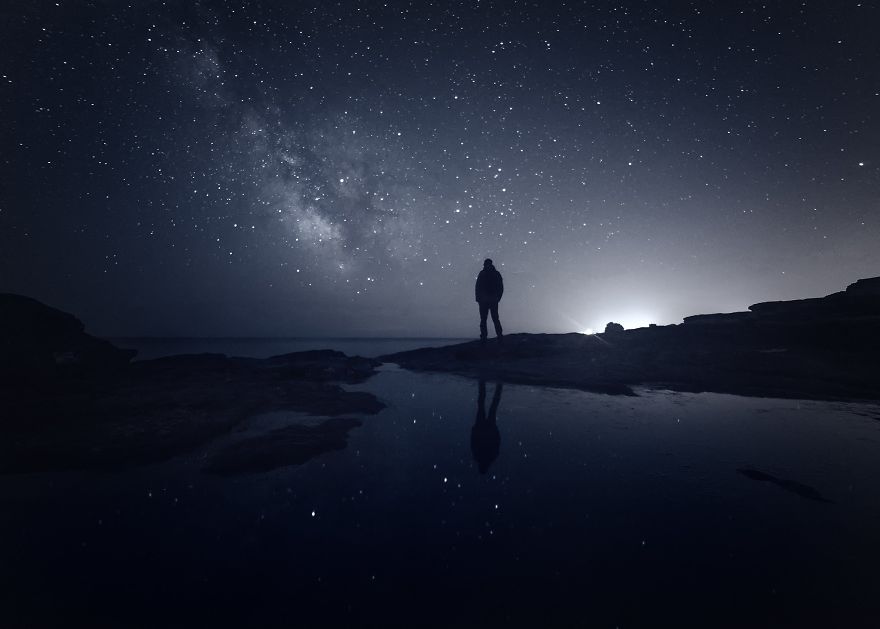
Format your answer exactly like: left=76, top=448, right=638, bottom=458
left=490, top=303, right=502, bottom=337
left=479, top=302, right=489, bottom=340
left=488, top=381, right=503, bottom=421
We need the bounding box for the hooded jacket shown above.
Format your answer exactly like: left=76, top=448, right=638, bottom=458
left=475, top=264, right=504, bottom=303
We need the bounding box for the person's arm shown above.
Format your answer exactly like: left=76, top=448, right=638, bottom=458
left=498, top=273, right=504, bottom=299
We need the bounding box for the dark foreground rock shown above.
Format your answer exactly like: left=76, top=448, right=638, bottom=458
left=0, top=348, right=383, bottom=474
left=737, top=468, right=833, bottom=503
left=0, top=293, right=136, bottom=375
left=382, top=277, right=880, bottom=402
left=204, top=417, right=363, bottom=476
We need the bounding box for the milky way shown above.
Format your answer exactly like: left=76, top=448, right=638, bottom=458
left=2, top=1, right=878, bottom=336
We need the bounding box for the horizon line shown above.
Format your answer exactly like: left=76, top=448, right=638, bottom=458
left=106, top=335, right=474, bottom=341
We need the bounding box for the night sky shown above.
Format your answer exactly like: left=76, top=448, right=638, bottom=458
left=2, top=1, right=878, bottom=337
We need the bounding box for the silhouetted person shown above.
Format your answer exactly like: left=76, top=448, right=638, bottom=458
left=471, top=379, right=502, bottom=474
left=475, top=258, right=503, bottom=343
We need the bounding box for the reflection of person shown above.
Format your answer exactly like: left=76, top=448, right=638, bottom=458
left=475, top=258, right=504, bottom=343
left=471, top=379, right=503, bottom=474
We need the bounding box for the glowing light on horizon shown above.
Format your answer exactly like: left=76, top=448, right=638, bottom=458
left=614, top=316, right=655, bottom=330
left=571, top=309, right=657, bottom=336
left=586, top=314, right=657, bottom=332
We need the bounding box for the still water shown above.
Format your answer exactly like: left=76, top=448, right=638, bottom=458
left=2, top=365, right=880, bottom=627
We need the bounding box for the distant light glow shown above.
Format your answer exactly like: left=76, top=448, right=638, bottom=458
left=613, top=315, right=655, bottom=330
left=592, top=313, right=657, bottom=331
left=582, top=328, right=595, bottom=335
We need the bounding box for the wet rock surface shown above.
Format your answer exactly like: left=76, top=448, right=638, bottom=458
left=204, top=416, right=364, bottom=476
left=4, top=276, right=879, bottom=476
left=383, top=277, right=880, bottom=402
left=737, top=468, right=833, bottom=503
left=0, top=349, right=383, bottom=474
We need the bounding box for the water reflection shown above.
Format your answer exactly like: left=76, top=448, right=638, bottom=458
left=3, top=368, right=880, bottom=627
left=738, top=467, right=834, bottom=503
left=471, top=379, right=503, bottom=474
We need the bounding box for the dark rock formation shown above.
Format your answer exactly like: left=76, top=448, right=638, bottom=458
left=383, top=277, right=880, bottom=402
left=0, top=343, right=383, bottom=474
left=204, top=417, right=363, bottom=476
left=604, top=322, right=625, bottom=334
left=737, top=468, right=833, bottom=503
left=845, top=276, right=880, bottom=296
left=264, top=349, right=380, bottom=383
left=0, top=293, right=136, bottom=375
left=382, top=333, right=635, bottom=395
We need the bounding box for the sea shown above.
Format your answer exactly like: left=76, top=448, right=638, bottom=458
left=110, top=336, right=470, bottom=360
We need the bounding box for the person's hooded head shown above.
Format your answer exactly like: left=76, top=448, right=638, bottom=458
left=483, top=258, right=494, bottom=269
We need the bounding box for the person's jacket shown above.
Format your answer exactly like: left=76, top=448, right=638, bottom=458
left=475, top=266, right=504, bottom=303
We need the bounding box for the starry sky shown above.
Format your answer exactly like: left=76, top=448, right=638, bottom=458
left=2, top=1, right=878, bottom=337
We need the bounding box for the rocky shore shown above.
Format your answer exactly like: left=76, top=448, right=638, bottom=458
left=382, top=277, right=880, bottom=402
left=0, top=294, right=383, bottom=474
left=3, top=277, right=878, bottom=474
